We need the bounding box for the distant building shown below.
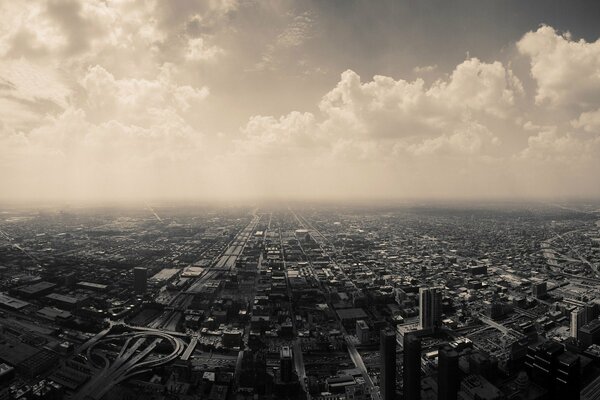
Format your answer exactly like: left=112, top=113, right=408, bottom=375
left=0, top=292, right=30, bottom=311
left=222, top=328, right=242, bottom=348
left=14, top=281, right=56, bottom=299
left=532, top=282, right=547, bottom=299
left=356, top=320, right=370, bottom=344
left=0, top=363, right=15, bottom=385
left=76, top=281, right=108, bottom=292
left=133, top=267, right=147, bottom=295
left=44, top=293, right=87, bottom=310
left=380, top=329, right=396, bottom=400
left=403, top=333, right=421, bottom=400
left=468, top=265, right=487, bottom=276
left=419, top=287, right=442, bottom=330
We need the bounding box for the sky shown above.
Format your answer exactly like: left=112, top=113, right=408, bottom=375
left=0, top=0, right=599, bottom=202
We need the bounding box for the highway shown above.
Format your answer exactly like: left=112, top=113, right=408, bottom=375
left=477, top=314, right=525, bottom=340
left=73, top=211, right=261, bottom=399
left=181, top=334, right=199, bottom=361
left=75, top=329, right=183, bottom=400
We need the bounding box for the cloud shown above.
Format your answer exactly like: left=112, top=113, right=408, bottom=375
left=1, top=4, right=599, bottom=201
left=518, top=25, right=600, bottom=109
left=235, top=59, right=518, bottom=167
left=0, top=58, right=72, bottom=130
left=253, top=10, right=316, bottom=72
left=185, top=37, right=224, bottom=62
left=275, top=12, right=315, bottom=48
left=571, top=108, right=600, bottom=133
left=80, top=64, right=208, bottom=126
left=413, top=64, right=437, bottom=73
left=318, top=58, right=522, bottom=140
left=404, top=121, right=499, bottom=156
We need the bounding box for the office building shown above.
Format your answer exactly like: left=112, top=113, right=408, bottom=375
left=532, top=282, right=547, bottom=299
left=357, top=320, right=370, bottom=345
left=438, top=344, right=460, bottom=400
left=403, top=333, right=421, bottom=400
left=420, top=287, right=442, bottom=330
left=580, top=319, right=600, bottom=349
left=380, top=329, right=396, bottom=400
left=524, top=341, right=580, bottom=400
left=571, top=308, right=587, bottom=339
left=133, top=267, right=147, bottom=295
left=280, top=346, right=293, bottom=383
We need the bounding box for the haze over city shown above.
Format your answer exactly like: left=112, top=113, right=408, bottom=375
left=0, top=0, right=599, bottom=202
left=3, top=3, right=600, bottom=400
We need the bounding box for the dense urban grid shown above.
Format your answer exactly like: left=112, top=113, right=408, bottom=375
left=0, top=202, right=599, bottom=400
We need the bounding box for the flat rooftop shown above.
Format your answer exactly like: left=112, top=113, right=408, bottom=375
left=77, top=281, right=108, bottom=291
left=336, top=307, right=368, bottom=321
left=45, top=293, right=80, bottom=304
left=17, top=281, right=56, bottom=295
left=0, top=292, right=30, bottom=310
left=150, top=268, right=180, bottom=282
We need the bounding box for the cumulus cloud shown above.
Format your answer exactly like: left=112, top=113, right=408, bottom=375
left=318, top=58, right=522, bottom=142
left=0, top=1, right=599, bottom=201
left=235, top=59, right=517, bottom=166
left=80, top=64, right=208, bottom=126
left=518, top=25, right=600, bottom=109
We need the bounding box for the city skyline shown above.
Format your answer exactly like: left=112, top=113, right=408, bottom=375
left=0, top=1, right=599, bottom=201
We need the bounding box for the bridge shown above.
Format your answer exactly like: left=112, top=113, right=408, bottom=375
left=73, top=324, right=186, bottom=399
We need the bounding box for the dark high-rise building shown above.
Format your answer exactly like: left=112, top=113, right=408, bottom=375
left=133, top=267, right=147, bottom=295
left=585, top=303, right=599, bottom=323
left=571, top=308, right=586, bottom=339
left=403, top=333, right=421, bottom=400
left=419, top=287, right=442, bottom=330
left=556, top=352, right=580, bottom=400
left=468, top=351, right=497, bottom=381
left=525, top=341, right=580, bottom=400
left=579, top=319, right=600, bottom=349
left=438, top=344, right=459, bottom=400
left=532, top=282, right=547, bottom=299
left=380, top=329, right=396, bottom=400
left=280, top=346, right=293, bottom=383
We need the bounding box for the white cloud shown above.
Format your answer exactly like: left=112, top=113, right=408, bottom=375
left=318, top=58, right=522, bottom=140
left=404, top=121, right=499, bottom=156
left=80, top=64, right=208, bottom=126
left=518, top=25, right=600, bottom=108
left=185, top=37, right=224, bottom=62
left=413, top=64, right=437, bottom=73
left=1, top=5, right=600, bottom=201
left=571, top=108, right=600, bottom=133
left=236, top=60, right=518, bottom=164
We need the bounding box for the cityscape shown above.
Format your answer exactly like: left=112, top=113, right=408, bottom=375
left=1, top=0, right=600, bottom=399
left=0, top=202, right=598, bottom=399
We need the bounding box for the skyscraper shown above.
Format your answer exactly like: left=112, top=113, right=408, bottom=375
left=419, top=287, right=442, bottom=330
left=525, top=341, right=580, bottom=400
left=280, top=346, right=293, bottom=383
left=133, top=267, right=147, bottom=295
left=380, top=329, right=396, bottom=400
left=571, top=307, right=586, bottom=339
left=403, top=333, right=421, bottom=400
left=438, top=344, right=459, bottom=400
